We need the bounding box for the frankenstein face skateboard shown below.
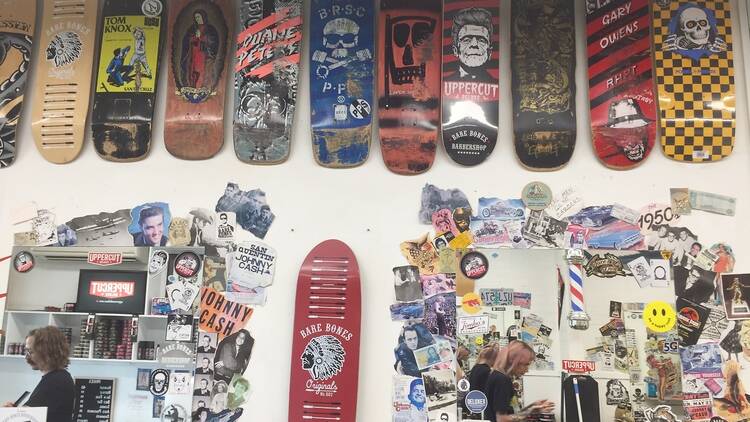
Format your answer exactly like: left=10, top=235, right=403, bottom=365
left=511, top=0, right=576, bottom=171
left=586, top=0, right=657, bottom=170
left=92, top=0, right=166, bottom=162
left=652, top=0, right=735, bottom=162
left=234, top=0, right=301, bottom=164
left=289, top=240, right=361, bottom=421
left=0, top=1, right=35, bottom=168
left=164, top=0, right=231, bottom=160
left=310, top=0, right=374, bottom=168
left=31, top=0, right=97, bottom=164
left=378, top=0, right=441, bottom=175
left=442, top=2, right=499, bottom=166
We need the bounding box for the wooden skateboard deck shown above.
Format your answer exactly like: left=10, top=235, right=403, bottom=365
left=510, top=0, right=576, bottom=171
left=31, top=0, right=97, bottom=164
left=289, top=239, right=361, bottom=421
left=652, top=0, right=735, bottom=162
left=164, top=0, right=232, bottom=160
left=586, top=0, right=657, bottom=170
left=310, top=0, right=374, bottom=168
left=378, top=0, right=441, bottom=175
left=562, top=375, right=600, bottom=422
left=441, top=1, right=499, bottom=167
left=234, top=0, right=301, bottom=164
left=91, top=0, right=166, bottom=162
left=0, top=0, right=35, bottom=168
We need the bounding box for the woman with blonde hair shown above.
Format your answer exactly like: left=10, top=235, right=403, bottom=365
left=483, top=340, right=554, bottom=422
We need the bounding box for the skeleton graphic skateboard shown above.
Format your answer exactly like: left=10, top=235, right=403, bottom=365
left=310, top=0, right=374, bottom=168
left=441, top=1, right=499, bottom=166
left=652, top=0, right=735, bottom=162
left=0, top=1, right=35, bottom=168
left=289, top=239, right=361, bottom=421
left=234, top=0, right=301, bottom=164
left=31, top=0, right=97, bottom=164
left=562, top=375, right=600, bottom=422
left=164, top=0, right=231, bottom=160
left=586, top=0, right=657, bottom=170
left=510, top=0, right=576, bottom=171
left=91, top=0, right=166, bottom=162
left=378, top=0, right=441, bottom=175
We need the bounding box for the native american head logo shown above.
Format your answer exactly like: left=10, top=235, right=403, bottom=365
left=300, top=335, right=345, bottom=381
left=46, top=31, right=82, bottom=67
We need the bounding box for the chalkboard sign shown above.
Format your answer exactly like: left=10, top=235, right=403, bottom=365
left=73, top=378, right=115, bottom=422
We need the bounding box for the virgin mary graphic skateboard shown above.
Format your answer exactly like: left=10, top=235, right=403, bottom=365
left=586, top=0, right=657, bottom=170
left=378, top=0, right=441, bottom=175
left=31, top=0, right=97, bottom=164
left=289, top=239, right=361, bottom=422
left=91, top=0, right=166, bottom=162
left=0, top=1, right=35, bottom=168
left=510, top=0, right=576, bottom=171
left=234, top=0, right=301, bottom=164
left=164, top=0, right=231, bottom=160
left=310, top=0, right=374, bottom=168
left=652, top=0, right=735, bottom=162
left=441, top=1, right=499, bottom=167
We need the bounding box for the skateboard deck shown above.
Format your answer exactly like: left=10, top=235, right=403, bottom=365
left=289, top=239, right=361, bottom=422
left=310, top=0, right=374, bottom=168
left=652, top=0, right=735, bottom=162
left=441, top=1, right=499, bottom=166
left=562, top=375, right=601, bottom=422
left=586, top=0, right=657, bottom=170
left=164, top=0, right=231, bottom=160
left=0, top=1, right=35, bottom=168
left=234, top=0, right=301, bottom=164
left=378, top=0, right=441, bottom=175
left=31, top=0, right=97, bottom=164
left=510, top=0, right=576, bottom=171
left=91, top=0, right=166, bottom=162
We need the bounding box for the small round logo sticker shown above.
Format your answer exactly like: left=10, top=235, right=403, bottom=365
left=465, top=390, right=488, bottom=414
left=149, top=368, right=169, bottom=396
left=461, top=292, right=482, bottom=314
left=644, top=301, right=676, bottom=333
left=174, top=251, right=201, bottom=278
left=521, top=181, right=553, bottom=210
left=457, top=378, right=470, bottom=393
left=13, top=251, right=34, bottom=273
left=141, top=0, right=163, bottom=17
left=461, top=252, right=488, bottom=280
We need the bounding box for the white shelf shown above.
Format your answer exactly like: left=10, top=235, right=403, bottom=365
left=0, top=355, right=159, bottom=364
left=5, top=310, right=167, bottom=318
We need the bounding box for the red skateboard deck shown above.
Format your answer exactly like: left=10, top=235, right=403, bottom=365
left=164, top=0, right=232, bottom=160
left=378, top=0, right=441, bottom=175
left=289, top=239, right=361, bottom=422
left=586, top=0, right=657, bottom=169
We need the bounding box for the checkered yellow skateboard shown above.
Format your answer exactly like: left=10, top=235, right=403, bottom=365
left=652, top=0, right=735, bottom=162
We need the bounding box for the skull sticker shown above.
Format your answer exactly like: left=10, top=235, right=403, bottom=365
left=663, top=3, right=727, bottom=60
left=385, top=16, right=436, bottom=85
left=313, top=18, right=371, bottom=79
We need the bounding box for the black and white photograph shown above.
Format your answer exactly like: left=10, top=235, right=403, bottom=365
left=393, top=265, right=424, bottom=302
left=216, top=212, right=236, bottom=241
left=166, top=280, right=200, bottom=312
left=56, top=223, right=77, bottom=246
left=215, top=183, right=275, bottom=239
left=203, top=256, right=227, bottom=292
left=645, top=224, right=699, bottom=266
left=196, top=354, right=214, bottom=375
left=522, top=210, right=567, bottom=248
left=419, top=183, right=471, bottom=224
left=394, top=323, right=436, bottom=378
left=197, top=332, right=218, bottom=354
left=720, top=273, right=750, bottom=320
left=674, top=265, right=718, bottom=305
left=192, top=396, right=211, bottom=421
left=64, top=209, right=133, bottom=246
left=193, top=375, right=213, bottom=396
left=213, top=329, right=254, bottom=383
left=422, top=368, right=457, bottom=422
left=166, top=314, right=194, bottom=342
left=210, top=380, right=229, bottom=413
left=149, top=249, right=169, bottom=274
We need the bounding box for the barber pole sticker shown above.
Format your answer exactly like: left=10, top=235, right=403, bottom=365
left=88, top=252, right=123, bottom=266
left=562, top=360, right=596, bottom=373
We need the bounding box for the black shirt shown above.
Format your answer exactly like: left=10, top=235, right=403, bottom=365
left=484, top=371, right=515, bottom=422
left=25, top=369, right=75, bottom=422
left=468, top=363, right=492, bottom=394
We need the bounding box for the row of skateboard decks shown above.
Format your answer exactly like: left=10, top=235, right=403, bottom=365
left=0, top=0, right=737, bottom=171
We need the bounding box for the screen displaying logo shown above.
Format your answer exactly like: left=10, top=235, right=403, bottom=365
left=89, top=281, right=135, bottom=299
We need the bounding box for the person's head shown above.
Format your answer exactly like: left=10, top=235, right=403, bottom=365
left=435, top=238, right=447, bottom=249
left=200, top=378, right=208, bottom=389
left=138, top=207, right=164, bottom=246
left=452, top=8, right=493, bottom=69
left=408, top=379, right=426, bottom=407
left=197, top=408, right=208, bottom=422
left=197, top=401, right=205, bottom=408
left=201, top=335, right=211, bottom=347
left=657, top=225, right=667, bottom=237
left=57, top=225, right=68, bottom=244
left=690, top=242, right=702, bottom=256
left=440, top=414, right=449, bottom=421
left=477, top=343, right=500, bottom=365
left=403, top=327, right=419, bottom=351
left=679, top=229, right=688, bottom=240
left=260, top=205, right=271, bottom=219
left=493, top=340, right=535, bottom=377
left=153, top=371, right=167, bottom=390
left=133, top=27, right=144, bottom=40
left=25, top=326, right=70, bottom=372
left=182, top=288, right=193, bottom=303
left=235, top=330, right=247, bottom=346
left=220, top=213, right=228, bottom=224
left=233, top=377, right=249, bottom=395
left=667, top=231, right=675, bottom=242
left=194, top=10, right=206, bottom=25
left=171, top=289, right=182, bottom=303
left=739, top=320, right=750, bottom=351
left=225, top=183, right=239, bottom=197
left=201, top=357, right=210, bottom=368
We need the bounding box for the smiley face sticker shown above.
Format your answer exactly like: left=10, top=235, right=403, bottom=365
left=644, top=301, right=676, bottom=333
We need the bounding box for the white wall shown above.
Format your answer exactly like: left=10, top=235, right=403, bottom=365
left=1, top=0, right=749, bottom=420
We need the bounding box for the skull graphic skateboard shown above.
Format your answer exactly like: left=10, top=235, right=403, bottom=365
left=164, top=0, right=232, bottom=160
left=310, top=0, right=374, bottom=168
left=234, top=0, right=301, bottom=164
left=91, top=0, right=166, bottom=162
left=0, top=0, right=35, bottom=168
left=289, top=239, right=361, bottom=422
left=378, top=0, right=441, bottom=175
left=441, top=1, right=499, bottom=167
left=31, top=0, right=97, bottom=164
left=510, top=0, right=576, bottom=171
left=652, top=0, right=735, bottom=162
left=585, top=0, right=657, bottom=170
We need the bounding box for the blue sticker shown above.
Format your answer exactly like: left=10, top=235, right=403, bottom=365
left=465, top=390, right=488, bottom=414
left=129, top=202, right=171, bottom=247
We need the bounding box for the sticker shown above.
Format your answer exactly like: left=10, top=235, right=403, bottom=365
left=65, top=208, right=132, bottom=247
left=414, top=339, right=453, bottom=370
left=157, top=343, right=194, bottom=368
left=142, top=0, right=163, bottom=17
left=165, top=315, right=193, bottom=342
left=13, top=251, right=34, bottom=273
left=611, top=203, right=640, bottom=225
left=160, top=404, right=187, bottom=422
left=627, top=256, right=654, bottom=288
left=174, top=251, right=201, bottom=278
left=392, top=376, right=428, bottom=420
left=676, top=297, right=709, bottom=346
left=393, top=266, right=423, bottom=302
left=136, top=368, right=151, bottom=391
left=215, top=184, right=275, bottom=240
left=719, top=273, right=750, bottom=320
left=419, top=184, right=471, bottom=224
left=460, top=252, right=488, bottom=279
left=465, top=390, right=488, bottom=414
left=31, top=210, right=57, bottom=246
left=605, top=379, right=630, bottom=405
left=643, top=301, right=676, bottom=333
left=149, top=250, right=168, bottom=274
left=400, top=234, right=439, bottom=275
left=149, top=369, right=170, bottom=396
left=512, top=292, right=531, bottom=309
left=650, top=259, right=671, bottom=287
left=476, top=198, right=525, bottom=221
left=227, top=374, right=251, bottom=410
left=474, top=336, right=484, bottom=346
left=87, top=251, right=123, bottom=266
left=583, top=253, right=626, bottom=278
left=168, top=370, right=191, bottom=395
left=643, top=405, right=679, bottom=422
left=546, top=187, right=583, bottom=220
left=521, top=181, right=552, bottom=210
left=129, top=202, right=171, bottom=247
left=610, top=301, right=622, bottom=318
left=461, top=292, right=482, bottom=314
left=452, top=208, right=472, bottom=233
left=215, top=212, right=236, bottom=242
left=521, top=210, right=567, bottom=248
left=226, top=241, right=277, bottom=289
left=561, top=360, right=595, bottom=373
left=479, top=288, right=513, bottom=306
left=199, top=287, right=253, bottom=340
left=166, top=281, right=199, bottom=311
left=390, top=301, right=425, bottom=321
left=167, top=217, right=190, bottom=246
left=458, top=316, right=490, bottom=335
left=432, top=208, right=459, bottom=237
left=670, top=188, right=691, bottom=216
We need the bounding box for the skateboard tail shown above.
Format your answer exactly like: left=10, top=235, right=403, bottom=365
left=92, top=123, right=152, bottom=162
